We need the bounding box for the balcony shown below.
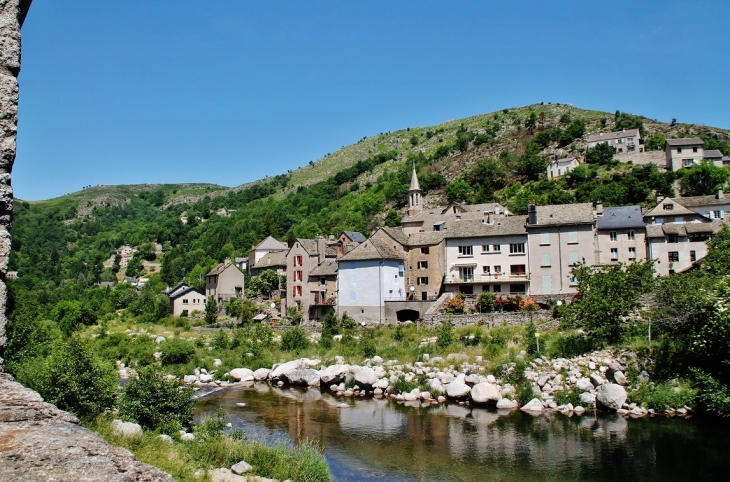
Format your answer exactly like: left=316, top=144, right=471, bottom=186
left=312, top=292, right=336, bottom=306
left=444, top=272, right=529, bottom=284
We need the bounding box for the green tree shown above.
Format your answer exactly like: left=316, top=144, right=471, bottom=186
left=567, top=261, right=654, bottom=345
left=445, top=178, right=472, bottom=203
left=679, top=162, right=730, bottom=196
left=525, top=111, right=537, bottom=133
left=247, top=269, right=284, bottom=298
left=13, top=338, right=117, bottom=420
left=384, top=209, right=402, bottom=227
left=645, top=133, right=666, bottom=151
left=118, top=366, right=194, bottom=432
left=585, top=143, right=616, bottom=166
left=205, top=296, right=219, bottom=325
left=125, top=254, right=143, bottom=278
left=53, top=300, right=97, bottom=337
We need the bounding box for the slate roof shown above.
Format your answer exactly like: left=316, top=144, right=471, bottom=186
left=409, top=167, right=421, bottom=191
left=253, top=235, right=288, bottom=251
left=704, top=149, right=724, bottom=159
left=646, top=220, right=724, bottom=238
left=295, top=238, right=318, bottom=255
left=169, top=285, right=204, bottom=300
left=406, top=231, right=447, bottom=246
left=528, top=203, right=594, bottom=226
left=443, top=216, right=528, bottom=239
left=206, top=260, right=241, bottom=277
left=586, top=129, right=640, bottom=143
left=163, top=282, right=188, bottom=296
left=403, top=202, right=509, bottom=224
left=644, top=199, right=702, bottom=218
left=672, top=194, right=728, bottom=208
left=310, top=259, right=338, bottom=276
left=596, top=206, right=645, bottom=230
left=253, top=251, right=288, bottom=269
left=339, top=237, right=405, bottom=261
left=666, top=137, right=703, bottom=146
left=342, top=231, right=367, bottom=243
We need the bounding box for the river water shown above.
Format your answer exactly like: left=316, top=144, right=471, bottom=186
left=195, top=383, right=730, bottom=481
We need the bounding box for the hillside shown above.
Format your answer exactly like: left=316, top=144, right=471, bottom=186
left=9, top=104, right=730, bottom=298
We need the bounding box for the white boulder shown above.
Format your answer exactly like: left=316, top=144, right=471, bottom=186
left=520, top=398, right=545, bottom=413
left=596, top=383, right=627, bottom=412
left=470, top=382, right=502, bottom=405
left=229, top=368, right=255, bottom=382
left=111, top=420, right=142, bottom=437
left=445, top=379, right=471, bottom=399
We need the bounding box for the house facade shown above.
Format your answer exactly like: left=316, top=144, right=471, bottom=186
left=547, top=157, right=579, bottom=178
left=337, top=238, right=405, bottom=325
left=595, top=205, right=647, bottom=265
left=646, top=221, right=723, bottom=276
left=164, top=283, right=206, bottom=316
left=443, top=216, right=530, bottom=296
left=526, top=202, right=596, bottom=296
left=308, top=259, right=338, bottom=321
left=665, top=138, right=704, bottom=171
left=205, top=259, right=245, bottom=302
left=586, top=128, right=642, bottom=153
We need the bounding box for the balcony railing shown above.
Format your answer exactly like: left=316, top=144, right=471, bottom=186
left=312, top=293, right=336, bottom=305
left=444, top=273, right=529, bottom=284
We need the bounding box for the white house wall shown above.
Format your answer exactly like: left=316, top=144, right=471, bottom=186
left=338, top=259, right=405, bottom=325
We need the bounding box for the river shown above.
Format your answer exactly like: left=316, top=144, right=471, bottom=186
left=195, top=383, right=730, bottom=481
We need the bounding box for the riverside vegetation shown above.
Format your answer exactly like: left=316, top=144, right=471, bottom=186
left=6, top=104, right=730, bottom=478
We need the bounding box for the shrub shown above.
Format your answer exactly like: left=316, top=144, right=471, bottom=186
left=437, top=323, right=455, bottom=348
left=160, top=338, right=197, bottom=366
left=340, top=312, right=357, bottom=330
left=554, top=387, right=583, bottom=407
left=444, top=294, right=465, bottom=314
left=691, top=369, right=730, bottom=417
left=360, top=337, right=376, bottom=358
left=545, top=331, right=594, bottom=359
left=516, top=381, right=537, bottom=405
left=211, top=329, right=230, bottom=350
left=475, top=292, right=495, bottom=313
left=631, top=381, right=697, bottom=412
left=518, top=296, right=539, bottom=312
left=393, top=325, right=405, bottom=342
left=281, top=327, right=309, bottom=352
left=14, top=338, right=117, bottom=419
left=119, top=367, right=195, bottom=432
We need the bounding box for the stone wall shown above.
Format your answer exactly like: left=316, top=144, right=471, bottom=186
left=423, top=309, right=554, bottom=328
left=0, top=0, right=29, bottom=370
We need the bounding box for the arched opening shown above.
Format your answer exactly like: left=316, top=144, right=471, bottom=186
left=396, top=309, right=420, bottom=322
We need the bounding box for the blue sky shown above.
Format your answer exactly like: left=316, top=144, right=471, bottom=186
left=15, top=1, right=730, bottom=200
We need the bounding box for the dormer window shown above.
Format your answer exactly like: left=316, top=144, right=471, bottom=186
left=693, top=147, right=698, bottom=153
left=663, top=203, right=674, bottom=211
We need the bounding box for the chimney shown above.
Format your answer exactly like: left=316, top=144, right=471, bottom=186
left=595, top=201, right=604, bottom=216
left=316, top=236, right=327, bottom=265
left=718, top=190, right=724, bottom=200
left=329, top=234, right=335, bottom=241
left=528, top=201, right=537, bottom=225
left=495, top=206, right=500, bottom=215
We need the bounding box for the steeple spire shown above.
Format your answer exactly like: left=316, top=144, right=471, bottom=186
left=408, top=164, right=422, bottom=216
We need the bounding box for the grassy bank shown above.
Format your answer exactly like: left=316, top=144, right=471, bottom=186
left=87, top=414, right=331, bottom=482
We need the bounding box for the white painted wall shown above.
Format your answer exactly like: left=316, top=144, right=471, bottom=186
left=338, top=259, right=405, bottom=324
left=444, top=234, right=529, bottom=291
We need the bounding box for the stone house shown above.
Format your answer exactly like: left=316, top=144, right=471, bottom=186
left=248, top=236, right=288, bottom=274
left=442, top=215, right=530, bottom=297
left=547, top=157, right=580, bottom=179
left=337, top=237, right=406, bottom=326
left=587, top=128, right=642, bottom=153
left=526, top=202, right=596, bottom=296
left=308, top=259, right=338, bottom=321
left=595, top=205, right=647, bottom=265
left=644, top=197, right=708, bottom=225
left=249, top=250, right=287, bottom=276
left=205, top=259, right=245, bottom=302
left=116, top=245, right=135, bottom=268
left=286, top=236, right=338, bottom=319
left=164, top=282, right=206, bottom=317
left=665, top=138, right=704, bottom=171
left=674, top=192, right=730, bottom=221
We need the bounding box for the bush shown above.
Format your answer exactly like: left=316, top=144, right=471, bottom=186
left=691, top=369, right=730, bottom=417
left=443, top=294, right=465, bottom=314
left=360, top=337, right=376, bottom=358
left=545, top=331, right=594, bottom=358
left=340, top=312, right=357, bottom=330
left=475, top=292, right=495, bottom=313
left=437, top=323, right=455, bottom=348
left=211, top=329, right=230, bottom=350
left=281, top=327, right=309, bottom=352
left=554, top=387, right=583, bottom=407
left=119, top=367, right=195, bottom=432
left=516, top=381, right=537, bottom=405
left=14, top=338, right=117, bottom=419
left=631, top=381, right=697, bottom=412
left=160, top=338, right=197, bottom=366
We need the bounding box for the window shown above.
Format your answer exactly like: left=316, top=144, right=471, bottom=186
left=182, top=299, right=189, bottom=304
left=420, top=247, right=430, bottom=255
left=319, top=277, right=326, bottom=285
left=493, top=285, right=501, bottom=293
left=350, top=291, right=356, bottom=301
left=421, top=292, right=428, bottom=301
left=568, top=231, right=578, bottom=244
left=683, top=159, right=694, bottom=168
left=458, top=245, right=473, bottom=256
left=628, top=230, right=635, bottom=241
left=297, top=270, right=303, bottom=281
left=540, top=232, right=550, bottom=245
left=693, top=146, right=698, bottom=153
left=418, top=261, right=428, bottom=269
left=668, top=252, right=680, bottom=262
left=481, top=244, right=489, bottom=253
left=494, top=265, right=502, bottom=274
left=663, top=203, right=674, bottom=211
left=610, top=231, right=617, bottom=242
left=541, top=253, right=551, bottom=267
left=713, top=210, right=723, bottom=219
left=417, top=276, right=429, bottom=285
left=610, top=248, right=618, bottom=260
left=677, top=147, right=682, bottom=153
left=668, top=234, right=678, bottom=244
left=493, top=244, right=501, bottom=252
left=690, top=251, right=697, bottom=262
left=297, top=286, right=302, bottom=296
left=482, top=266, right=490, bottom=274
left=509, top=243, right=526, bottom=254
left=510, top=284, right=526, bottom=294
left=569, top=252, right=580, bottom=265
left=628, top=247, right=636, bottom=259
left=510, top=265, right=526, bottom=275
left=459, top=267, right=474, bottom=282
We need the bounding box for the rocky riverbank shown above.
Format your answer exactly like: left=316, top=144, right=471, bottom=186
left=0, top=373, right=174, bottom=482
left=168, top=348, right=693, bottom=419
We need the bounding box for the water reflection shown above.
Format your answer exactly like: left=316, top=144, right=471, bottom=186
left=196, top=384, right=730, bottom=482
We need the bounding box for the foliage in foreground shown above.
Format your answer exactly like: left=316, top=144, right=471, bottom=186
left=88, top=414, right=331, bottom=482
left=118, top=367, right=195, bottom=433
